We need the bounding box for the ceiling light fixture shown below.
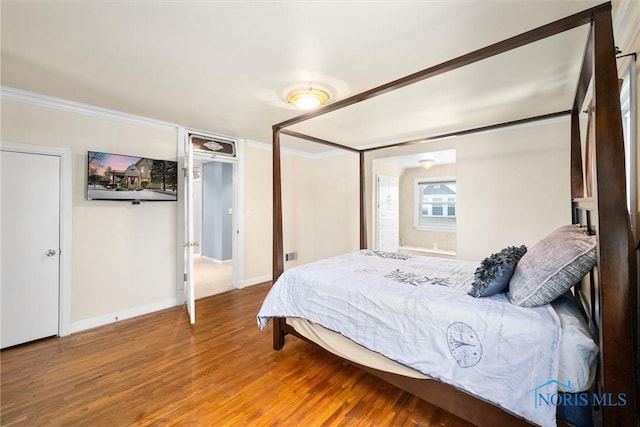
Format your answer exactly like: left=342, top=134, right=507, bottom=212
left=287, top=88, right=330, bottom=110
left=419, top=159, right=435, bottom=169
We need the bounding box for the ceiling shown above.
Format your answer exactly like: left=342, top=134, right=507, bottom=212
left=1, top=1, right=622, bottom=151
left=375, top=149, right=456, bottom=170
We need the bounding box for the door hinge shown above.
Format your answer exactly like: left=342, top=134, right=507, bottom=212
left=184, top=273, right=187, bottom=282
left=182, top=167, right=188, bottom=177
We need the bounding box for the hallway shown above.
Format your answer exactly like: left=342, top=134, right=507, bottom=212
left=194, top=255, right=232, bottom=299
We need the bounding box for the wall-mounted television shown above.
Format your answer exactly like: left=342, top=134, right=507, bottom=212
left=87, top=151, right=178, bottom=201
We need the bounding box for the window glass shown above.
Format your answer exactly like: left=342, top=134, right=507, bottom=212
left=416, top=180, right=456, bottom=231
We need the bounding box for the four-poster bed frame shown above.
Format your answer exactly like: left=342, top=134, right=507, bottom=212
left=269, top=3, right=637, bottom=425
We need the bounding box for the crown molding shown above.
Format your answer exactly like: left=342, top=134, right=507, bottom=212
left=613, top=0, right=640, bottom=55
left=1, top=86, right=178, bottom=130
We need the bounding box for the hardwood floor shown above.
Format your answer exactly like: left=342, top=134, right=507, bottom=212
left=1, top=282, right=472, bottom=426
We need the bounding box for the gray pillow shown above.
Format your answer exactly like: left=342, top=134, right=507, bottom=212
left=468, top=245, right=527, bottom=297
left=509, top=225, right=597, bottom=307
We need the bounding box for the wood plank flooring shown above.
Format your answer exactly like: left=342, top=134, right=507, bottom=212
left=1, top=282, right=473, bottom=426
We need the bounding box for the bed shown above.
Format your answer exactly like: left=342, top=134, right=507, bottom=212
left=259, top=3, right=638, bottom=426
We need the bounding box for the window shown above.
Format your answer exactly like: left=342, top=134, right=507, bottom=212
left=415, top=178, right=456, bottom=231
left=620, top=58, right=637, bottom=237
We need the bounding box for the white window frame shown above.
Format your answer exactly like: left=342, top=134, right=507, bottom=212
left=413, top=176, right=456, bottom=232
left=620, top=58, right=637, bottom=239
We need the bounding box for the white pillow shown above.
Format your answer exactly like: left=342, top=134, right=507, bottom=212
left=551, top=292, right=598, bottom=392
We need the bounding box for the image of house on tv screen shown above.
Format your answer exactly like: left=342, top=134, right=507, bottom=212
left=88, top=151, right=178, bottom=201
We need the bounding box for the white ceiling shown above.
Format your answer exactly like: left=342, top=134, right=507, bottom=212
left=1, top=0, right=620, bottom=150
left=375, top=149, right=457, bottom=170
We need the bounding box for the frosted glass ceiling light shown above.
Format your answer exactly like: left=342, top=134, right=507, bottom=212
left=419, top=159, right=435, bottom=169
left=287, top=88, right=330, bottom=110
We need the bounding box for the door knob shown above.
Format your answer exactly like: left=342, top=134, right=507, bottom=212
left=46, top=249, right=57, bottom=257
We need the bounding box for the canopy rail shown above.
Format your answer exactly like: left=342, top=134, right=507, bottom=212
left=360, top=110, right=572, bottom=153
left=279, top=129, right=359, bottom=153
left=273, top=3, right=607, bottom=131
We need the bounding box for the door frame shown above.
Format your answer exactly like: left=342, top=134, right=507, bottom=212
left=176, top=128, right=244, bottom=311
left=0, top=141, right=72, bottom=337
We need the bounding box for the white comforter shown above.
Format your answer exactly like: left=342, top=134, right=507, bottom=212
left=257, top=251, right=560, bottom=426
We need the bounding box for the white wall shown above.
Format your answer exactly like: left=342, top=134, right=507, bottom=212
left=201, top=161, right=233, bottom=261
left=1, top=91, right=571, bottom=330
left=242, top=143, right=272, bottom=284
left=367, top=118, right=571, bottom=261
left=281, top=151, right=315, bottom=268
left=281, top=150, right=360, bottom=267
left=310, top=153, right=360, bottom=260
left=242, top=142, right=360, bottom=283
left=455, top=120, right=571, bottom=260
left=1, top=96, right=178, bottom=330
left=254, top=118, right=570, bottom=272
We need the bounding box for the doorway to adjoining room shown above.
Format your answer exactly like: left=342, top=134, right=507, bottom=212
left=192, top=158, right=234, bottom=299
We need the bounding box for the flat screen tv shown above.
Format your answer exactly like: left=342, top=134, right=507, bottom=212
left=87, top=151, right=178, bottom=201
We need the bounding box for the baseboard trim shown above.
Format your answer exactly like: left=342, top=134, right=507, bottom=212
left=399, top=245, right=457, bottom=259
left=198, top=255, right=233, bottom=265
left=69, top=297, right=179, bottom=334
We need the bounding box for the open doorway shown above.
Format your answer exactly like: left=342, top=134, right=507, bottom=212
left=181, top=130, right=240, bottom=323
left=192, top=157, right=235, bottom=299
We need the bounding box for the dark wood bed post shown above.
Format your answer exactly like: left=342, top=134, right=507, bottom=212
left=359, top=151, right=367, bottom=250
left=591, top=8, right=638, bottom=424
left=272, top=126, right=286, bottom=350
left=570, top=109, right=584, bottom=200
left=570, top=21, right=591, bottom=201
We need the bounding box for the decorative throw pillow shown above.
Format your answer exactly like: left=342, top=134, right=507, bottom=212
left=509, top=225, right=597, bottom=307
left=468, top=245, right=528, bottom=297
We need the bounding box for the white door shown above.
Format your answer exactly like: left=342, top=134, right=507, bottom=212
left=184, top=137, right=196, bottom=324
left=376, top=175, right=400, bottom=253
left=1, top=151, right=60, bottom=348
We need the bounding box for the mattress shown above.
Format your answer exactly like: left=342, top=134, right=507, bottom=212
left=258, top=250, right=596, bottom=426
left=286, top=295, right=598, bottom=392
left=286, top=317, right=429, bottom=379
